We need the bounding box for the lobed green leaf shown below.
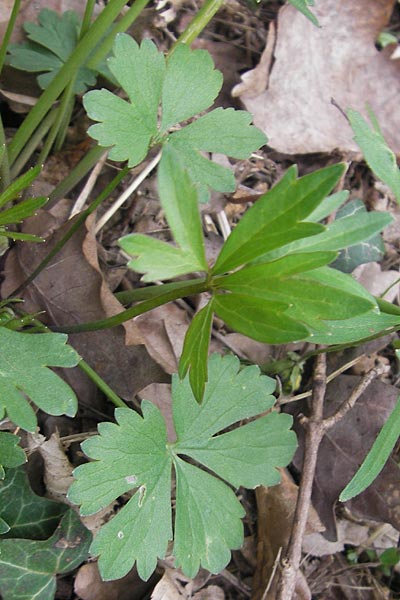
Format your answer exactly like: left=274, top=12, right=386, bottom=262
left=0, top=434, right=26, bottom=480
left=0, top=329, right=79, bottom=432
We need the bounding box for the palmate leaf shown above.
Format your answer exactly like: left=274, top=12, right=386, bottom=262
left=68, top=354, right=296, bottom=581
left=7, top=9, right=96, bottom=94
left=0, top=509, right=91, bottom=600
left=83, top=34, right=266, bottom=200
left=0, top=329, right=79, bottom=432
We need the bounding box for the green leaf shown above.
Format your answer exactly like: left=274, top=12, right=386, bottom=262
left=220, top=264, right=375, bottom=323
left=170, top=107, right=267, bottom=159
left=340, top=396, right=400, bottom=502
left=108, top=35, right=165, bottom=132
left=83, top=35, right=266, bottom=198
left=68, top=401, right=172, bottom=581
left=306, top=190, right=349, bottom=222
left=305, top=310, right=400, bottom=345
left=257, top=207, right=392, bottom=263
left=212, top=163, right=344, bottom=275
left=0, top=197, right=47, bottom=226
left=348, top=107, right=400, bottom=203
left=7, top=9, right=96, bottom=94
left=178, top=300, right=214, bottom=403
left=0, top=509, right=91, bottom=600
left=69, top=354, right=296, bottom=581
left=119, top=149, right=208, bottom=281
left=0, top=329, right=79, bottom=432
left=0, top=434, right=26, bottom=479
left=0, top=467, right=67, bottom=539
left=331, top=200, right=386, bottom=272
left=0, top=166, right=41, bottom=208
left=288, top=0, right=319, bottom=26
left=83, top=89, right=153, bottom=166
left=213, top=293, right=310, bottom=343
left=161, top=44, right=222, bottom=132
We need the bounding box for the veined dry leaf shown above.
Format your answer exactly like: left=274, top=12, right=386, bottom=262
left=237, top=0, right=400, bottom=155
left=75, top=562, right=156, bottom=600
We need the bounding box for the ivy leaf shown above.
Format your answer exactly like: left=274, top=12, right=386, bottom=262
left=69, top=354, right=296, bottom=581
left=0, top=467, right=67, bottom=539
left=348, top=107, right=400, bottom=203
left=7, top=9, right=96, bottom=94
left=120, top=147, right=208, bottom=281
left=0, top=329, right=79, bottom=432
left=331, top=200, right=386, bottom=272
left=212, top=163, right=344, bottom=275
left=0, top=509, right=91, bottom=600
left=0, top=434, right=26, bottom=480
left=83, top=34, right=266, bottom=200
left=340, top=397, right=400, bottom=502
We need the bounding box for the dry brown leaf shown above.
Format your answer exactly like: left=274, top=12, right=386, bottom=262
left=290, top=375, right=400, bottom=541
left=237, top=0, right=400, bottom=155
left=252, top=470, right=322, bottom=600
left=353, top=262, right=400, bottom=303
left=151, top=569, right=224, bottom=600
left=75, top=562, right=156, bottom=600
left=27, top=431, right=73, bottom=501
left=136, top=303, right=190, bottom=374
left=138, top=383, right=175, bottom=442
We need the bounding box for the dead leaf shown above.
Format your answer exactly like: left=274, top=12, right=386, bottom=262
left=151, top=569, right=224, bottom=600
left=75, top=562, right=157, bottom=600
left=27, top=431, right=73, bottom=501
left=237, top=0, right=400, bottom=155
left=138, top=383, right=175, bottom=442
left=290, top=375, right=400, bottom=541
left=353, top=262, right=400, bottom=303
left=252, top=470, right=322, bottom=600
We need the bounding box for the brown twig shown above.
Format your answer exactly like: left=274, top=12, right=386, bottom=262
left=275, top=356, right=386, bottom=600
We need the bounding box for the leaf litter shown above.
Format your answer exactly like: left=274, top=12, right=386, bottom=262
left=2, top=1, right=400, bottom=599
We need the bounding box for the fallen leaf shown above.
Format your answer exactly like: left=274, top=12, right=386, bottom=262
left=353, top=262, right=400, bottom=303
left=75, top=562, right=157, bottom=600
left=27, top=432, right=74, bottom=502
left=252, top=470, right=321, bottom=600
left=237, top=0, right=400, bottom=155
left=290, top=375, right=400, bottom=540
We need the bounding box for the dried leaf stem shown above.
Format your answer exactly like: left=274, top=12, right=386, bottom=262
left=275, top=354, right=385, bottom=600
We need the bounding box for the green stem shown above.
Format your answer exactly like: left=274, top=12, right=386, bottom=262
left=37, top=86, right=75, bottom=164
left=51, top=278, right=209, bottom=333
left=171, top=0, right=224, bottom=48
left=47, top=144, right=108, bottom=207
left=0, top=0, right=21, bottom=76
left=115, top=278, right=203, bottom=304
left=7, top=0, right=138, bottom=166
left=80, top=0, right=97, bottom=37
left=10, top=109, right=58, bottom=179
left=6, top=165, right=129, bottom=298
left=0, top=118, right=10, bottom=190
left=86, top=0, right=151, bottom=70
left=78, top=359, right=128, bottom=408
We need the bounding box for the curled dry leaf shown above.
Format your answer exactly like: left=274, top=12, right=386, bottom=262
left=75, top=562, right=157, bottom=600
left=237, top=0, right=400, bottom=155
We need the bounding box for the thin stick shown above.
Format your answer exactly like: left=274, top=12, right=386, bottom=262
left=70, top=151, right=108, bottom=217
left=94, top=151, right=162, bottom=234
left=276, top=359, right=386, bottom=600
